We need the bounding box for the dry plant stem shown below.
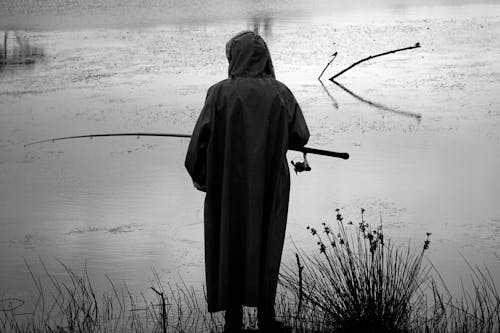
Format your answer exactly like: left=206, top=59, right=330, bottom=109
left=151, top=286, right=166, bottom=333
left=318, top=51, right=337, bottom=81
left=295, top=253, right=304, bottom=321
left=328, top=43, right=421, bottom=81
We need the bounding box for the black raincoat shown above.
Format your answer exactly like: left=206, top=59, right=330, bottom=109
left=185, top=31, right=309, bottom=312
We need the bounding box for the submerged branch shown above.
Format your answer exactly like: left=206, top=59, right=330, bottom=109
left=318, top=51, right=337, bottom=81
left=328, top=43, right=421, bottom=81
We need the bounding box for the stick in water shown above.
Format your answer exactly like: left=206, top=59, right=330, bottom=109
left=24, top=133, right=350, bottom=160
left=318, top=51, right=337, bottom=81
left=328, top=43, right=421, bottom=81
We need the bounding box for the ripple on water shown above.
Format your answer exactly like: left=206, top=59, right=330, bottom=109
left=66, top=223, right=143, bottom=235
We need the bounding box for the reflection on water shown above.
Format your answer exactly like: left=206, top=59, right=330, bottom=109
left=319, top=80, right=339, bottom=109
left=332, top=80, right=422, bottom=120
left=248, top=15, right=273, bottom=40
left=0, top=31, right=44, bottom=70
left=1, top=0, right=497, bottom=30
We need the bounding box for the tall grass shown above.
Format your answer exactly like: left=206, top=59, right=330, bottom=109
left=280, top=209, right=431, bottom=332
left=279, top=208, right=500, bottom=333
left=0, top=260, right=224, bottom=333
left=1, top=208, right=498, bottom=332
left=424, top=257, right=500, bottom=333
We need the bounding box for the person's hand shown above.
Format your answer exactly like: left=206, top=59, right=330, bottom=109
left=193, top=181, right=207, bottom=192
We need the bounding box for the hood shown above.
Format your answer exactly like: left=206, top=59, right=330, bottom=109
left=225, top=31, right=275, bottom=79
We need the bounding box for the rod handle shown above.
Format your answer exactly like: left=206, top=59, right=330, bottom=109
left=291, top=146, right=349, bottom=160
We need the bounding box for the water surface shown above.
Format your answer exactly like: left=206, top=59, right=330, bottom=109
left=1, top=0, right=500, bottom=302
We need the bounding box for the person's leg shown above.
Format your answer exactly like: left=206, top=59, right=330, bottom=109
left=258, top=308, right=289, bottom=332
left=257, top=260, right=279, bottom=329
left=258, top=292, right=282, bottom=331
left=224, top=303, right=242, bottom=332
left=257, top=299, right=274, bottom=326
left=258, top=288, right=290, bottom=332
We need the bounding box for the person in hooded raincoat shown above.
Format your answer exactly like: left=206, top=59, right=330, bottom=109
left=185, top=31, right=309, bottom=331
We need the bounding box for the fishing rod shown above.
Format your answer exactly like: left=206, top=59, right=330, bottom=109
left=24, top=132, right=350, bottom=160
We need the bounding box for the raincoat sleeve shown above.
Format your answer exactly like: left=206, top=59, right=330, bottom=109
left=185, top=87, right=215, bottom=192
left=286, top=90, right=310, bottom=149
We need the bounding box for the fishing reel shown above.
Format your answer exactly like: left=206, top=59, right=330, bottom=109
left=291, top=153, right=311, bottom=174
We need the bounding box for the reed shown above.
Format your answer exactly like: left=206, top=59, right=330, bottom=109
left=279, top=208, right=500, bottom=333
left=422, top=256, right=500, bottom=333
left=0, top=260, right=224, bottom=333
left=1, top=209, right=498, bottom=332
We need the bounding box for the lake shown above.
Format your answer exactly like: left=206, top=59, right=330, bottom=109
left=1, top=0, right=499, bottom=304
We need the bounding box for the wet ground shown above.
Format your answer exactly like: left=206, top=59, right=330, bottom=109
left=1, top=0, right=500, bottom=301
